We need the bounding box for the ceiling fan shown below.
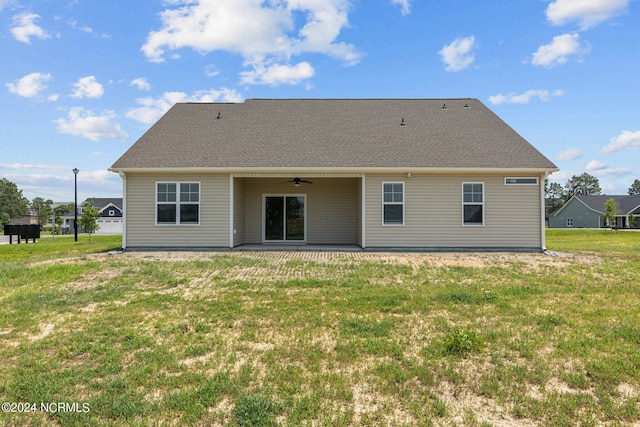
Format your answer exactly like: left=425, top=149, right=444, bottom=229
left=283, top=177, right=313, bottom=187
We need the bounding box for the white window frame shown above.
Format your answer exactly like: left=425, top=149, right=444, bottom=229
left=108, top=209, right=115, bottom=217
left=567, top=218, right=573, bottom=227
left=155, top=182, right=200, bottom=226
left=504, top=177, right=539, bottom=185
left=382, top=182, right=405, bottom=226
left=462, top=182, right=485, bottom=226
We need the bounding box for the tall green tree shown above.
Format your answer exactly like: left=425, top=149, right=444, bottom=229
left=564, top=173, right=601, bottom=201
left=79, top=199, right=100, bottom=242
left=0, top=178, right=29, bottom=220
left=629, top=179, right=640, bottom=195
left=604, top=198, right=617, bottom=229
left=30, top=197, right=53, bottom=227
left=545, top=179, right=565, bottom=214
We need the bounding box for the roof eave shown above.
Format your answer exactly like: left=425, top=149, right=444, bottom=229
left=109, top=166, right=559, bottom=174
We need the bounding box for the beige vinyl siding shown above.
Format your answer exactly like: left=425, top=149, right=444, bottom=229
left=124, top=173, right=229, bottom=248
left=364, top=174, right=543, bottom=249
left=243, top=178, right=358, bottom=245
left=233, top=177, right=245, bottom=246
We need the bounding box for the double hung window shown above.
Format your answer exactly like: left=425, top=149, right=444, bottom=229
left=156, top=182, right=200, bottom=225
left=463, top=183, right=484, bottom=226
left=383, top=182, right=404, bottom=225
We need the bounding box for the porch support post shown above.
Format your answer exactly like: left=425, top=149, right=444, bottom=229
left=229, top=174, right=234, bottom=248
left=361, top=174, right=366, bottom=248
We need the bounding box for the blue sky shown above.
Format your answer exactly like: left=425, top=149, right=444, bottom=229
left=1, top=0, right=638, bottom=202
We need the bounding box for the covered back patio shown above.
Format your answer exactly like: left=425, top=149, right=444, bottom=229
left=231, top=176, right=363, bottom=247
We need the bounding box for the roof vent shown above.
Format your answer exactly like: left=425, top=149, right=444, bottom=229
left=400, top=118, right=406, bottom=126
left=442, top=104, right=448, bottom=110
left=464, top=103, right=470, bottom=109
left=216, top=112, right=222, bottom=119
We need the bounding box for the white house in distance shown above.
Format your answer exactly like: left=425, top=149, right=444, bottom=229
left=62, top=198, right=123, bottom=234
left=109, top=99, right=558, bottom=251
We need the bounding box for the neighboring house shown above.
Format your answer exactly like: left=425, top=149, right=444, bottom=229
left=549, top=195, right=640, bottom=228
left=85, top=198, right=123, bottom=234
left=109, top=99, right=558, bottom=250
left=59, top=198, right=123, bottom=234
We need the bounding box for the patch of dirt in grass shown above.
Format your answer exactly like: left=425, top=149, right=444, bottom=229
left=80, top=302, right=99, bottom=312
left=64, top=268, right=125, bottom=291
left=352, top=383, right=413, bottom=425
left=616, top=382, right=638, bottom=397
left=179, top=352, right=215, bottom=367
left=102, top=249, right=594, bottom=270
left=545, top=377, right=595, bottom=397
left=436, top=379, right=534, bottom=427
left=30, top=322, right=54, bottom=341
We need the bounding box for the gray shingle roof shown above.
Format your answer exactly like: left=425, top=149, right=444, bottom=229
left=110, top=99, right=558, bottom=171
left=573, top=195, right=640, bottom=215
left=82, top=198, right=123, bottom=211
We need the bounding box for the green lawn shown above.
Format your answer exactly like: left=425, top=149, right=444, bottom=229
left=0, top=231, right=638, bottom=426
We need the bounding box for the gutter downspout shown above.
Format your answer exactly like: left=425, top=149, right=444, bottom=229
left=541, top=172, right=549, bottom=251
left=119, top=171, right=127, bottom=249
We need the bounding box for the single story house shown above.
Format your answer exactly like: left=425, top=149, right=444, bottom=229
left=109, top=99, right=558, bottom=251
left=549, top=195, right=640, bottom=228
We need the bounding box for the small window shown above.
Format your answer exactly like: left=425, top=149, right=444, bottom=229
left=156, top=182, right=200, bottom=225
left=505, top=177, right=538, bottom=185
left=463, top=183, right=484, bottom=226
left=567, top=218, right=573, bottom=227
left=108, top=210, right=115, bottom=216
left=382, top=182, right=404, bottom=225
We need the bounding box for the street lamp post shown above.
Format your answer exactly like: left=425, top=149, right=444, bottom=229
left=73, top=168, right=79, bottom=242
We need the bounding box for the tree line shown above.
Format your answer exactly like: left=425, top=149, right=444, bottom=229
left=546, top=173, right=640, bottom=215
left=0, top=177, right=100, bottom=237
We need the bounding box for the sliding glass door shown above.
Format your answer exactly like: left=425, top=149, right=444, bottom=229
left=264, top=195, right=305, bottom=242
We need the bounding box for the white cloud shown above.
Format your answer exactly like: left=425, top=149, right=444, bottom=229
left=438, top=35, right=476, bottom=72
left=586, top=160, right=607, bottom=171
left=601, top=130, right=640, bottom=154
left=205, top=65, right=220, bottom=78
left=556, top=147, right=583, bottom=161
left=240, top=61, right=314, bottom=86
left=488, top=89, right=564, bottom=105
left=68, top=19, right=93, bottom=34
left=54, top=107, right=128, bottom=141
left=546, top=0, right=629, bottom=30
left=70, top=76, right=104, bottom=99
left=130, top=77, right=151, bottom=91
left=0, top=163, right=67, bottom=171
left=126, top=88, right=243, bottom=125
left=531, top=33, right=589, bottom=68
left=392, top=0, right=411, bottom=16
left=141, top=0, right=359, bottom=85
left=591, top=167, right=632, bottom=177
left=10, top=13, right=50, bottom=44
left=6, top=72, right=52, bottom=98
